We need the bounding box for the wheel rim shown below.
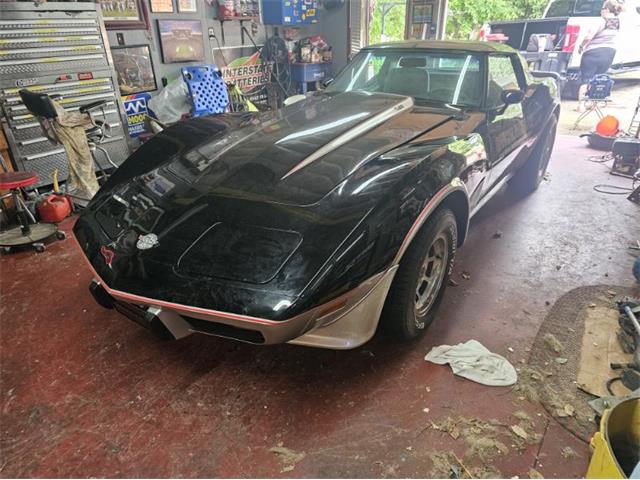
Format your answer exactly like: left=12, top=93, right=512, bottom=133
left=414, top=233, right=449, bottom=320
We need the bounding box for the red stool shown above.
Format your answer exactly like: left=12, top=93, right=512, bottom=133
left=0, top=172, right=65, bottom=253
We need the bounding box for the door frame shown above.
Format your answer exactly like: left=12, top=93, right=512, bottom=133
left=404, top=0, right=449, bottom=40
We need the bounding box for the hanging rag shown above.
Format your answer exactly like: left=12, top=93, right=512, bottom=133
left=38, top=101, right=99, bottom=199
left=425, top=339, right=518, bottom=386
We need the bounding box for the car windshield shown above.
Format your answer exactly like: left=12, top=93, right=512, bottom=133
left=325, top=49, right=484, bottom=108
left=546, top=0, right=604, bottom=16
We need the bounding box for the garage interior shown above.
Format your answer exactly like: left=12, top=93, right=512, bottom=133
left=0, top=0, right=639, bottom=478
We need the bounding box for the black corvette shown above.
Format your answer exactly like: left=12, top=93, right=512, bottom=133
left=74, top=40, right=559, bottom=349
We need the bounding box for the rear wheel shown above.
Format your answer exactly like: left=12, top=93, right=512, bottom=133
left=511, top=115, right=557, bottom=195
left=380, top=208, right=457, bottom=341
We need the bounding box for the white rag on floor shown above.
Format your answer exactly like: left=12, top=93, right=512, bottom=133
left=425, top=339, right=518, bottom=386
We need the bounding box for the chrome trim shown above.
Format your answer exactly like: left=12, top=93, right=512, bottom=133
left=280, top=96, right=415, bottom=180
left=147, top=306, right=191, bottom=340
left=392, top=178, right=468, bottom=265
left=23, top=147, right=65, bottom=161
left=1, top=53, right=104, bottom=67
left=469, top=172, right=513, bottom=218
left=0, top=45, right=102, bottom=56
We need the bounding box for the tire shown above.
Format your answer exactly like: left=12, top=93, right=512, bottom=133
left=511, top=115, right=557, bottom=195
left=55, top=230, right=67, bottom=241
left=380, top=208, right=457, bottom=341
left=34, top=243, right=46, bottom=253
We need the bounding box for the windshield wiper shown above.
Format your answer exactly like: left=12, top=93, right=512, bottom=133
left=413, top=98, right=466, bottom=118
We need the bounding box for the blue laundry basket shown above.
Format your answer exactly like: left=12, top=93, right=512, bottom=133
left=181, top=65, right=229, bottom=117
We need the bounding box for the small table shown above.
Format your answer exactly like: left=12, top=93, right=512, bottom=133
left=290, top=62, right=332, bottom=94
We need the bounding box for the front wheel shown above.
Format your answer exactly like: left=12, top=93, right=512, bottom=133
left=380, top=208, right=457, bottom=341
left=511, top=115, right=557, bottom=195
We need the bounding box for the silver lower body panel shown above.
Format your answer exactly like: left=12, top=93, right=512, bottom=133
left=92, top=266, right=398, bottom=350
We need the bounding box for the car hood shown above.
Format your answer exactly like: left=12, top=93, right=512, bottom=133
left=74, top=91, right=463, bottom=318
left=100, top=91, right=457, bottom=206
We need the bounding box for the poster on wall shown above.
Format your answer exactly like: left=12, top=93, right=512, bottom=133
left=149, top=0, right=174, bottom=13
left=122, top=93, right=152, bottom=138
left=111, top=45, right=158, bottom=95
left=177, top=0, right=197, bottom=12
left=217, top=49, right=273, bottom=105
left=158, top=20, right=205, bottom=63
left=99, top=0, right=149, bottom=30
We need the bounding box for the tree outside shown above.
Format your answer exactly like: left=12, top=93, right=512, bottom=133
left=369, top=0, right=549, bottom=43
left=369, top=0, right=407, bottom=44
left=447, top=0, right=548, bottom=39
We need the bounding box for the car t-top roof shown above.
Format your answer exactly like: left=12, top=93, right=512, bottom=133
left=363, top=39, right=515, bottom=54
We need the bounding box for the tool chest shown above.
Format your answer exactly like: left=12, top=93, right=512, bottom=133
left=0, top=2, right=130, bottom=189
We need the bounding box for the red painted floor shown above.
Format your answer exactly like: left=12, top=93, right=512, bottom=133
left=1, top=135, right=639, bottom=478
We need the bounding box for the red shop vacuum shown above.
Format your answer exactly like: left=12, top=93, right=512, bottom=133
left=580, top=115, right=621, bottom=150
left=582, top=95, right=640, bottom=150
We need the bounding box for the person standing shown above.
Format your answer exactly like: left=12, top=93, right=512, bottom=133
left=576, top=0, right=623, bottom=103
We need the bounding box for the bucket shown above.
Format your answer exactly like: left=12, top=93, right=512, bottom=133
left=586, top=398, right=640, bottom=479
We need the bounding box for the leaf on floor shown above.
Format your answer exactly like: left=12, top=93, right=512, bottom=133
left=543, top=333, right=564, bottom=353
left=269, top=446, right=306, bottom=473
left=529, top=468, right=544, bottom=479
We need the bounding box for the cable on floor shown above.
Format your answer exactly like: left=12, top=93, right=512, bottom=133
left=593, top=184, right=634, bottom=194
left=586, top=154, right=613, bottom=163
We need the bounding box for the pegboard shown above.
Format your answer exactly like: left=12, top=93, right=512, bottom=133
left=181, top=65, right=229, bottom=117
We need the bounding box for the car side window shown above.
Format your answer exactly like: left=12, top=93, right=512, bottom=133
left=487, top=55, right=521, bottom=109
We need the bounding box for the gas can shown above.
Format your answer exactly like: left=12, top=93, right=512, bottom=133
left=37, top=194, right=72, bottom=223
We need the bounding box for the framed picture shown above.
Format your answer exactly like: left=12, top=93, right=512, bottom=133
left=149, top=0, right=174, bottom=13
left=157, top=20, right=205, bottom=63
left=177, top=0, right=197, bottom=13
left=111, top=44, right=158, bottom=95
left=99, top=0, right=149, bottom=30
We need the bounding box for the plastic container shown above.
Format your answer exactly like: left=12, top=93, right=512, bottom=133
left=37, top=194, right=71, bottom=223
left=586, top=398, right=639, bottom=479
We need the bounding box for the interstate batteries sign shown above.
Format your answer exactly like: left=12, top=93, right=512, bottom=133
left=219, top=51, right=273, bottom=102
left=122, top=93, right=151, bottom=138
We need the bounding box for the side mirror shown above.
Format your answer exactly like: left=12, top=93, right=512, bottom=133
left=501, top=89, right=524, bottom=105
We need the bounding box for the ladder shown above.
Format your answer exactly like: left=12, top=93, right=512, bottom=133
left=630, top=95, right=640, bottom=138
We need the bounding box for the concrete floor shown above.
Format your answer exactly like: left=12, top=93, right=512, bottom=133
left=1, top=135, right=639, bottom=478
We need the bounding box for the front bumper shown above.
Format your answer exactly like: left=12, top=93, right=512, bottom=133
left=89, top=266, right=398, bottom=349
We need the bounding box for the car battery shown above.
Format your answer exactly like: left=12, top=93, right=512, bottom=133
left=261, top=0, right=319, bottom=25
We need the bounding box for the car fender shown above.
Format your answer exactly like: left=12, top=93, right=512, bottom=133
left=391, top=178, right=470, bottom=266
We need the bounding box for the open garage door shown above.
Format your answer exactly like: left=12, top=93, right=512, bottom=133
left=349, top=0, right=369, bottom=55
